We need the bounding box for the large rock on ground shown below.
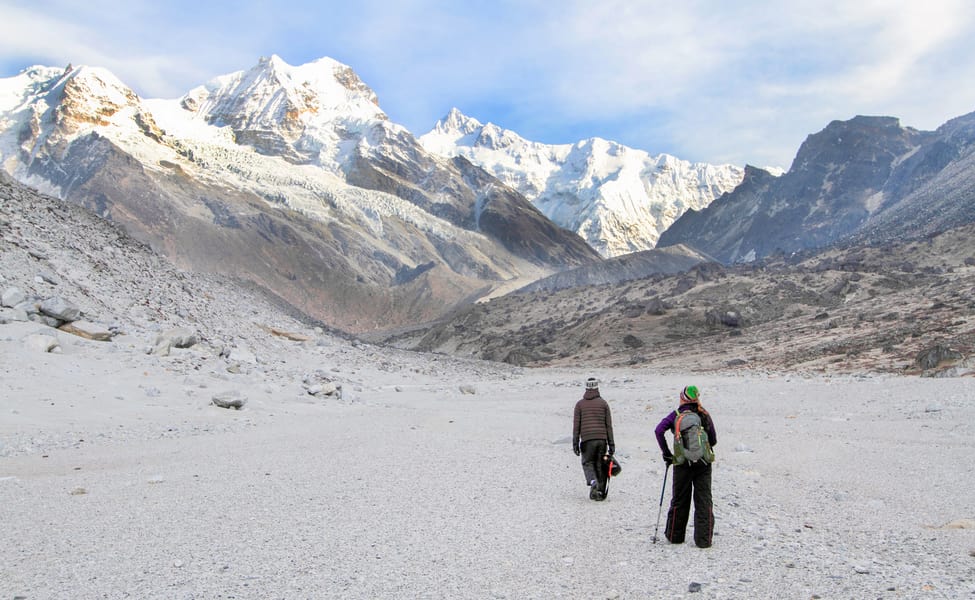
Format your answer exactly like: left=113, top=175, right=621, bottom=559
left=59, top=320, right=113, bottom=341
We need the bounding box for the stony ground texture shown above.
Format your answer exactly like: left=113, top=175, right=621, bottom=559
left=2, top=352, right=974, bottom=599
left=2, top=161, right=974, bottom=599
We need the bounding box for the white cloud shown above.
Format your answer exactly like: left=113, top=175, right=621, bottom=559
left=2, top=0, right=975, bottom=167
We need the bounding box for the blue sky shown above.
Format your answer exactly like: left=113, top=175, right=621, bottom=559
left=3, top=0, right=975, bottom=169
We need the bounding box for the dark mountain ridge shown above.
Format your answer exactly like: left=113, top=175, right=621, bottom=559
left=659, top=113, right=975, bottom=263
left=374, top=221, right=975, bottom=375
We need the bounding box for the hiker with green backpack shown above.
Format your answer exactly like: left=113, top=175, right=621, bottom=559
left=654, top=385, right=717, bottom=548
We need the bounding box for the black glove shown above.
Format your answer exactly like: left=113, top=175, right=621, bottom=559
left=608, top=444, right=615, bottom=456
left=573, top=445, right=581, bottom=456
left=662, top=452, right=674, bottom=465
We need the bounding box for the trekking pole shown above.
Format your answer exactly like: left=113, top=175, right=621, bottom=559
left=652, top=463, right=671, bottom=544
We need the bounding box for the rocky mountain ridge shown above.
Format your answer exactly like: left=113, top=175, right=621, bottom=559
left=420, top=108, right=745, bottom=257
left=4, top=134, right=973, bottom=379
left=659, top=114, right=975, bottom=263
left=4, top=56, right=975, bottom=350
left=374, top=221, right=975, bottom=376
left=516, top=243, right=717, bottom=294
left=0, top=58, right=599, bottom=333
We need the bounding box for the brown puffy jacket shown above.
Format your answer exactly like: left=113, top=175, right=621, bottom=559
left=573, top=390, right=615, bottom=447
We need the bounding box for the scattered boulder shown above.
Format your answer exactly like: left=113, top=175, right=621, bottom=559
left=35, top=270, right=61, bottom=286
left=211, top=391, right=247, bottom=410
left=646, top=298, right=668, bottom=316
left=931, top=356, right=975, bottom=378
left=674, top=277, right=696, bottom=294
left=1, top=286, right=26, bottom=307
left=263, top=325, right=311, bottom=342
left=226, top=345, right=257, bottom=364
left=39, top=297, right=80, bottom=322
left=502, top=348, right=537, bottom=366
left=915, top=344, right=962, bottom=371
left=23, top=332, right=61, bottom=353
left=306, top=381, right=342, bottom=398
left=622, top=334, right=644, bottom=348
left=459, top=384, right=477, bottom=395
left=621, top=303, right=645, bottom=318
left=59, top=320, right=113, bottom=341
left=706, top=308, right=742, bottom=328
left=30, top=313, right=62, bottom=328
left=0, top=307, right=28, bottom=324
left=303, top=371, right=343, bottom=399
left=827, top=277, right=850, bottom=296
left=151, top=327, right=200, bottom=355
left=724, top=311, right=742, bottom=327
left=14, top=300, right=38, bottom=316
left=159, top=327, right=199, bottom=348
left=691, top=262, right=725, bottom=281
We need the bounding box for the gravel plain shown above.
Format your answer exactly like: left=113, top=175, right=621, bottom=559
left=2, top=168, right=974, bottom=599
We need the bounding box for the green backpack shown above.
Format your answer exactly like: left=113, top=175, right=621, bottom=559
left=673, top=410, right=715, bottom=465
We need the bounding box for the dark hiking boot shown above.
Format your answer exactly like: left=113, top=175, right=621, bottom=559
left=589, top=481, right=600, bottom=500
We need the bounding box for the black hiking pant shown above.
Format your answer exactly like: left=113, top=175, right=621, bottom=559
left=580, top=439, right=608, bottom=493
left=665, top=461, right=713, bottom=547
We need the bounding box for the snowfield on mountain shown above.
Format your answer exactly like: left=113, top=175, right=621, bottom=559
left=420, top=108, right=745, bottom=257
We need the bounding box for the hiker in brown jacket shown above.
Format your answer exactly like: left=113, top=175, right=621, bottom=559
left=572, top=377, right=615, bottom=501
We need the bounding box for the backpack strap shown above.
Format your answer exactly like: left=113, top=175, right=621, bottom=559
left=674, top=410, right=685, bottom=443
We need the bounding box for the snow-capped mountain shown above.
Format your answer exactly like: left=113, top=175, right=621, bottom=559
left=0, top=57, right=598, bottom=333
left=419, top=108, right=746, bottom=257
left=175, top=55, right=386, bottom=168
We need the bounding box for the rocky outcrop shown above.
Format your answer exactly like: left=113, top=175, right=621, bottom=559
left=518, top=243, right=716, bottom=293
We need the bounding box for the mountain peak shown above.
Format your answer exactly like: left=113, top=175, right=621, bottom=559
left=791, top=114, right=920, bottom=173
left=183, top=55, right=384, bottom=120
left=175, top=55, right=387, bottom=160
left=52, top=65, right=141, bottom=131
left=434, top=108, right=483, bottom=136
left=60, top=64, right=135, bottom=95
left=258, top=54, right=288, bottom=69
